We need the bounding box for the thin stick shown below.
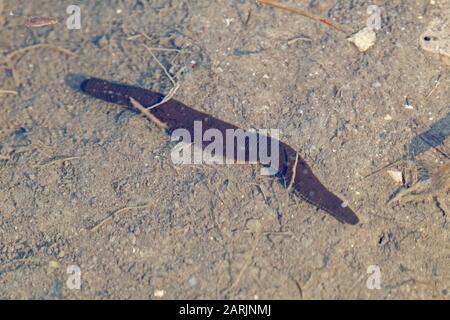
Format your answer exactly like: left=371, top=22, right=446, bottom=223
left=0, top=44, right=76, bottom=88
left=426, top=75, right=441, bottom=98
left=146, top=47, right=180, bottom=52
left=1, top=44, right=76, bottom=66
left=90, top=204, right=153, bottom=232
left=0, top=89, right=18, bottom=96
left=126, top=35, right=181, bottom=52
left=287, top=36, right=313, bottom=45
left=126, top=34, right=142, bottom=41
left=129, top=97, right=167, bottom=129
left=257, top=0, right=351, bottom=33
left=40, top=156, right=82, bottom=167
left=287, top=152, right=299, bottom=192
left=0, top=155, right=9, bottom=160
left=0, top=1, right=4, bottom=26
left=245, top=9, right=252, bottom=26
left=363, top=157, right=404, bottom=179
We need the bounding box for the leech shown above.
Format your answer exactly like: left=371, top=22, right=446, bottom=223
left=75, top=77, right=360, bottom=225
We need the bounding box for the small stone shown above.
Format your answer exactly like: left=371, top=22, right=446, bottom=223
left=384, top=114, right=393, bottom=121
left=154, top=289, right=165, bottom=298
left=387, top=169, right=403, bottom=184
left=348, top=27, right=377, bottom=52
left=188, top=276, right=198, bottom=287
left=373, top=81, right=381, bottom=88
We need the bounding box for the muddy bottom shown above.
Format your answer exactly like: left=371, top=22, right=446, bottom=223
left=0, top=0, right=449, bottom=299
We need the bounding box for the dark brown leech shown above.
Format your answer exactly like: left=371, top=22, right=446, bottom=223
left=78, top=77, right=359, bottom=225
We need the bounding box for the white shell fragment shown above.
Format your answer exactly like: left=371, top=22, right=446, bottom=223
left=348, top=27, right=377, bottom=52
left=387, top=169, right=403, bottom=184
left=419, top=17, right=450, bottom=66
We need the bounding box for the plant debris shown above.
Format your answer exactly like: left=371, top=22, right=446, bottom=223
left=24, top=16, right=58, bottom=28
left=257, top=0, right=351, bottom=33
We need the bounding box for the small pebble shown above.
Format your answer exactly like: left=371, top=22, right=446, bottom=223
left=188, top=276, right=198, bottom=287
left=387, top=169, right=403, bottom=184
left=154, top=289, right=165, bottom=298
left=348, top=27, right=377, bottom=52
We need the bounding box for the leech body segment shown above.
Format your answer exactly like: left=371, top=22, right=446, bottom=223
left=76, top=77, right=359, bottom=225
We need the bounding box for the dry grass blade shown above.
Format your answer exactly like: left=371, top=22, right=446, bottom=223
left=129, top=97, right=167, bottom=129
left=287, top=152, right=299, bottom=192
left=142, top=44, right=183, bottom=110
left=0, top=43, right=76, bottom=88
left=0, top=0, right=4, bottom=26
left=257, top=0, right=352, bottom=33
left=1, top=44, right=76, bottom=66
left=90, top=204, right=153, bottom=232
left=127, top=32, right=181, bottom=52
left=143, top=44, right=176, bottom=86
left=40, top=156, right=82, bottom=167
left=0, top=89, right=18, bottom=96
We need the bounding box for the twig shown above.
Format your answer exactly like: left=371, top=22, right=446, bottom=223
left=363, top=157, right=404, bottom=179
left=287, top=152, right=299, bottom=192
left=90, top=204, right=153, bottom=232
left=126, top=34, right=142, bottom=41
left=145, top=47, right=180, bottom=52
left=129, top=97, right=167, bottom=129
left=127, top=33, right=181, bottom=52
left=40, top=156, right=82, bottom=167
left=1, top=43, right=76, bottom=66
left=245, top=9, right=252, bottom=26
left=0, top=1, right=4, bottom=26
left=256, top=0, right=351, bottom=34
left=0, top=155, right=10, bottom=160
left=287, top=36, right=313, bottom=45
left=426, top=75, right=441, bottom=98
left=0, top=89, right=18, bottom=96
left=0, top=44, right=76, bottom=88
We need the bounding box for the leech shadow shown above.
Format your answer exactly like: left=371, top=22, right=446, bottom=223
left=64, top=73, right=89, bottom=92
left=408, top=111, right=450, bottom=158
